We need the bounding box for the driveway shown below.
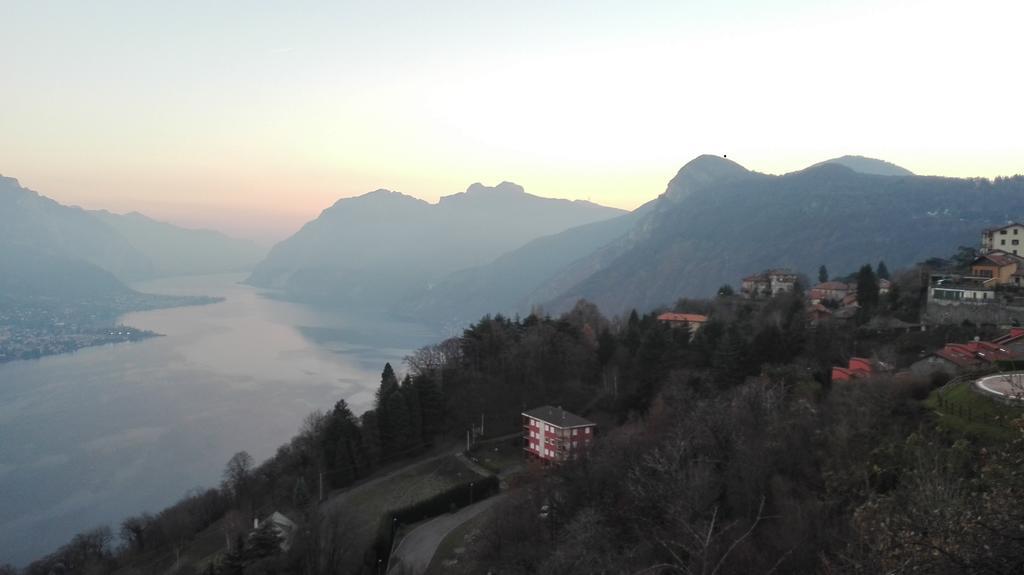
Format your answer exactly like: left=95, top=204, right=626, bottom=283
left=387, top=493, right=506, bottom=575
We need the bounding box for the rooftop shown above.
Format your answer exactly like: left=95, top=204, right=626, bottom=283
left=657, top=312, right=708, bottom=323
left=523, top=405, right=595, bottom=428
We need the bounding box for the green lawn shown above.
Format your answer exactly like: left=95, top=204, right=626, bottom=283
left=468, top=440, right=524, bottom=475
left=926, top=381, right=1023, bottom=443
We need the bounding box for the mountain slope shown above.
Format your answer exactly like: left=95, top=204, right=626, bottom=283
left=542, top=159, right=1024, bottom=315
left=92, top=210, right=265, bottom=277
left=0, top=175, right=154, bottom=281
left=812, top=155, right=914, bottom=176
left=397, top=200, right=655, bottom=325
left=247, top=183, right=626, bottom=309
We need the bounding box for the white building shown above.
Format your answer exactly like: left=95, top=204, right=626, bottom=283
left=982, top=223, right=1024, bottom=256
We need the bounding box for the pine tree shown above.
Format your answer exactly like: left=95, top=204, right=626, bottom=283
left=856, top=263, right=880, bottom=313
left=401, top=376, right=424, bottom=449
left=385, top=391, right=412, bottom=454
left=818, top=265, right=829, bottom=283
left=246, top=520, right=282, bottom=561
left=220, top=534, right=247, bottom=575
left=876, top=260, right=890, bottom=280
left=292, top=476, right=311, bottom=508
left=360, top=411, right=382, bottom=467
left=413, top=374, right=444, bottom=440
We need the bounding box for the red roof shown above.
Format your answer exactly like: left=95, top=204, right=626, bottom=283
left=657, top=312, right=708, bottom=324
left=973, top=251, right=1023, bottom=268
left=813, top=281, right=850, bottom=291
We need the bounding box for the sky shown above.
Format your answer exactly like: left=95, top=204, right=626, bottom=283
left=2, top=0, right=1022, bottom=243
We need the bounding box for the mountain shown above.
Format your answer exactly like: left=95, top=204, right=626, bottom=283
left=0, top=175, right=154, bottom=281
left=0, top=245, right=131, bottom=301
left=540, top=158, right=1024, bottom=315
left=246, top=182, right=626, bottom=309
left=0, top=174, right=268, bottom=309
left=397, top=200, right=655, bottom=325
left=92, top=210, right=265, bottom=277
left=812, top=155, right=914, bottom=176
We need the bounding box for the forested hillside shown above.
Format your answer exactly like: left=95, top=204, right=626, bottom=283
left=22, top=264, right=1024, bottom=574
left=543, top=158, right=1024, bottom=315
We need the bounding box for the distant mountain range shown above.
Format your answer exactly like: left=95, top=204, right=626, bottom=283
left=0, top=175, right=265, bottom=300
left=245, top=182, right=626, bottom=309
left=249, top=155, right=1024, bottom=325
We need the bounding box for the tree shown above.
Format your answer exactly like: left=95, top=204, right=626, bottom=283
left=413, top=374, right=444, bottom=440
left=818, top=264, right=829, bottom=283
left=247, top=520, right=283, bottom=561
left=120, top=513, right=154, bottom=553
left=876, top=260, right=890, bottom=280
left=220, top=534, right=247, bottom=575
left=360, top=411, right=382, bottom=467
left=717, top=284, right=735, bottom=297
left=856, top=264, right=880, bottom=314
left=222, top=451, right=254, bottom=501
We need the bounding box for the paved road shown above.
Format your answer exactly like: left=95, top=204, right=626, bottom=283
left=387, top=494, right=506, bottom=575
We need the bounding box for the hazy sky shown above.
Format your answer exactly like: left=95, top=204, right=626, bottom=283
left=2, top=0, right=1022, bottom=243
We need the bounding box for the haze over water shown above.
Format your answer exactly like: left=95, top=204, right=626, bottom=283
left=0, top=274, right=437, bottom=566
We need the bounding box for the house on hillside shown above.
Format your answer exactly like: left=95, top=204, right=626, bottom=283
left=970, top=250, right=1024, bottom=286
left=928, top=274, right=996, bottom=304
left=982, top=223, right=1024, bottom=256
left=810, top=281, right=850, bottom=304
left=911, top=328, right=1024, bottom=378
left=831, top=357, right=893, bottom=382
left=252, top=511, right=298, bottom=552
left=656, top=312, right=708, bottom=337
left=741, top=269, right=799, bottom=299
left=523, top=406, right=595, bottom=463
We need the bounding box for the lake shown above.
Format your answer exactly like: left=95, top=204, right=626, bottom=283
left=0, top=274, right=439, bottom=566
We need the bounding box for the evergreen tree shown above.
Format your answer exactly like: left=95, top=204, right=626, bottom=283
left=385, top=391, right=412, bottom=454
left=876, top=260, right=890, bottom=280
left=856, top=263, right=880, bottom=313
left=818, top=265, right=829, bottom=283
left=220, top=534, right=247, bottom=575
left=360, top=411, right=382, bottom=467
left=246, top=521, right=282, bottom=561
left=717, top=284, right=735, bottom=297
left=413, top=374, right=444, bottom=440
left=292, top=477, right=311, bottom=508
left=375, top=363, right=401, bottom=459
left=401, top=376, right=424, bottom=448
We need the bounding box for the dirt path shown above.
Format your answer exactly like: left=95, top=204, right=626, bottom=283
left=387, top=494, right=506, bottom=575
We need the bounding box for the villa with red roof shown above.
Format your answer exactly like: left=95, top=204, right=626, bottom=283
left=656, top=312, right=708, bottom=336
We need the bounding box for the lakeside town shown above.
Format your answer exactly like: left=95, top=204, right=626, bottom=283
left=0, top=292, right=221, bottom=363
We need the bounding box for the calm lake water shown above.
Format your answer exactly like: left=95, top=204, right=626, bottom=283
left=0, top=274, right=439, bottom=565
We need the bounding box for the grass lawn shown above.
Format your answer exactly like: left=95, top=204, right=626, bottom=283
left=468, top=440, right=524, bottom=475
left=926, top=381, right=1024, bottom=443
left=319, top=453, right=487, bottom=572
left=424, top=504, right=496, bottom=575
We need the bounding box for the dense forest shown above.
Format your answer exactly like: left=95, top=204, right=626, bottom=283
left=11, top=261, right=1024, bottom=575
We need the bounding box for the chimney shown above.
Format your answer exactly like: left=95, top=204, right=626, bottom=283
left=254, top=517, right=259, bottom=530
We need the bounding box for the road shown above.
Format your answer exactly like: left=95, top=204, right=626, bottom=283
left=387, top=493, right=506, bottom=575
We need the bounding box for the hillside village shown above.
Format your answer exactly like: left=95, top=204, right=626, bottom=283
left=714, top=222, right=1024, bottom=395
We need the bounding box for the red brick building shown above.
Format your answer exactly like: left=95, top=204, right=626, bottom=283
left=522, top=406, right=596, bottom=462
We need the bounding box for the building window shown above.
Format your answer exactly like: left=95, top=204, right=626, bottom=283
left=1001, top=230, right=1008, bottom=234
left=1002, top=240, right=1007, bottom=245
left=572, top=428, right=578, bottom=436
left=585, top=428, right=591, bottom=434
left=1016, top=228, right=1019, bottom=235
left=1014, top=240, right=1020, bottom=245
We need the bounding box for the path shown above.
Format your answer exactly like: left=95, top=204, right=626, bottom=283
left=387, top=494, right=506, bottom=575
